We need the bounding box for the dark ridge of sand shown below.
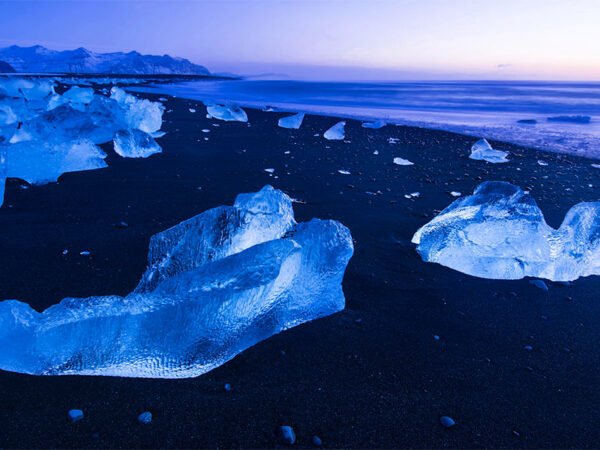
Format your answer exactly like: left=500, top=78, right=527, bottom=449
left=0, top=95, right=599, bottom=449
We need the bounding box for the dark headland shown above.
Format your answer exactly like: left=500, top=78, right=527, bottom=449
left=0, top=93, right=599, bottom=448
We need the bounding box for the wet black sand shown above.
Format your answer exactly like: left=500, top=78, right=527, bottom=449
left=0, top=94, right=599, bottom=448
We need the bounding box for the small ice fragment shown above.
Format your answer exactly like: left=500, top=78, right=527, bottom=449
left=113, top=129, right=162, bottom=158
left=592, top=164, right=600, bottom=169
left=469, top=139, right=509, bottom=163
left=388, top=137, right=399, bottom=144
left=537, top=160, right=548, bottom=166
left=264, top=168, right=275, bottom=173
left=278, top=112, right=305, bottom=129
left=201, top=129, right=210, bottom=133
left=450, top=191, right=461, bottom=197
left=362, top=120, right=386, bottom=129
left=206, top=104, right=248, bottom=122
left=373, top=150, right=379, bottom=155
left=189, top=108, right=196, bottom=113
left=80, top=251, right=91, bottom=256
left=324, top=121, right=346, bottom=140
left=338, top=170, right=351, bottom=175
left=68, top=409, right=84, bottom=423
left=393, top=157, right=414, bottom=166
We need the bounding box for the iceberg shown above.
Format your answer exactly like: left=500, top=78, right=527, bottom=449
left=206, top=103, right=248, bottom=122
left=278, top=112, right=305, bottom=129
left=113, top=129, right=162, bottom=158
left=469, top=139, right=509, bottom=163
left=0, top=186, right=354, bottom=378
left=324, top=121, right=346, bottom=140
left=412, top=181, right=600, bottom=282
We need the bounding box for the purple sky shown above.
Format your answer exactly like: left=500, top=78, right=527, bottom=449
left=0, top=0, right=598, bottom=80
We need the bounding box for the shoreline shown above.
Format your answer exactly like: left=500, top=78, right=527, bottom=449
left=0, top=92, right=599, bottom=448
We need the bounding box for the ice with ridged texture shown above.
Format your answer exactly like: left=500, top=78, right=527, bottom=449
left=113, top=129, right=162, bottom=158
left=0, top=186, right=354, bottom=378
left=278, top=113, right=305, bottom=129
left=412, top=181, right=600, bottom=281
left=206, top=103, right=248, bottom=122
left=324, top=121, right=346, bottom=140
left=469, top=138, right=509, bottom=163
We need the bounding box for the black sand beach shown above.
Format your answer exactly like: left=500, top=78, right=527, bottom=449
left=0, top=94, right=599, bottom=448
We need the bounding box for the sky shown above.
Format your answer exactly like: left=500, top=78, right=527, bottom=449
left=0, top=0, right=598, bottom=81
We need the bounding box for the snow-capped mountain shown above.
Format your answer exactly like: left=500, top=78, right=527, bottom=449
left=0, top=45, right=210, bottom=75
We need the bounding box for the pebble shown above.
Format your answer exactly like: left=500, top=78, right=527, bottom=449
left=68, top=409, right=84, bottom=423
left=524, top=345, right=534, bottom=352
left=312, top=435, right=322, bottom=446
left=224, top=383, right=232, bottom=392
left=279, top=425, right=296, bottom=445
left=440, top=416, right=456, bottom=428
left=137, top=411, right=152, bottom=424
left=529, top=279, right=549, bottom=291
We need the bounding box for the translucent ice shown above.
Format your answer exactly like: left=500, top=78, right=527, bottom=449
left=0, top=78, right=165, bottom=206
left=361, top=120, right=386, bottom=129
left=206, top=103, right=248, bottom=122
left=113, top=129, right=162, bottom=158
left=469, top=139, right=509, bottom=163
left=412, top=181, right=600, bottom=282
left=0, top=186, right=354, bottom=378
left=324, top=121, right=346, bottom=140
left=278, top=113, right=305, bottom=129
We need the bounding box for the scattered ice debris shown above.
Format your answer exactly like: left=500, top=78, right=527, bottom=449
left=68, top=409, right=84, bottom=423
left=279, top=426, right=296, bottom=445
left=537, top=160, right=548, bottom=166
left=188, top=108, right=196, bottom=113
left=0, top=78, right=165, bottom=207
left=361, top=119, right=386, bottom=129
left=404, top=192, right=420, bottom=199
left=137, top=411, right=153, bottom=424
left=530, top=279, right=549, bottom=291
left=264, top=168, right=275, bottom=173
left=440, top=416, right=456, bottom=428
left=323, top=121, right=346, bottom=140
left=412, top=181, right=600, bottom=281
left=469, top=139, right=509, bottom=163
left=393, top=157, right=414, bottom=166
left=450, top=191, right=461, bottom=197
left=0, top=186, right=353, bottom=378
left=338, top=170, right=351, bottom=175
left=278, top=112, right=305, bottom=129
left=547, top=115, right=591, bottom=124
left=113, top=129, right=162, bottom=158
left=205, top=103, right=248, bottom=122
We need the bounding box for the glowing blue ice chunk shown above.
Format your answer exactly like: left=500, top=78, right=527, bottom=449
left=110, top=87, right=164, bottom=133
left=206, top=103, right=248, bottom=122
left=113, top=129, right=162, bottom=158
left=0, top=186, right=353, bottom=378
left=412, top=181, right=600, bottom=282
left=278, top=113, right=305, bottom=129
left=324, top=121, right=345, bottom=140
left=469, top=139, right=509, bottom=163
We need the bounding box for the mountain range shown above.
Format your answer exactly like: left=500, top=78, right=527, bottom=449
left=0, top=45, right=210, bottom=75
